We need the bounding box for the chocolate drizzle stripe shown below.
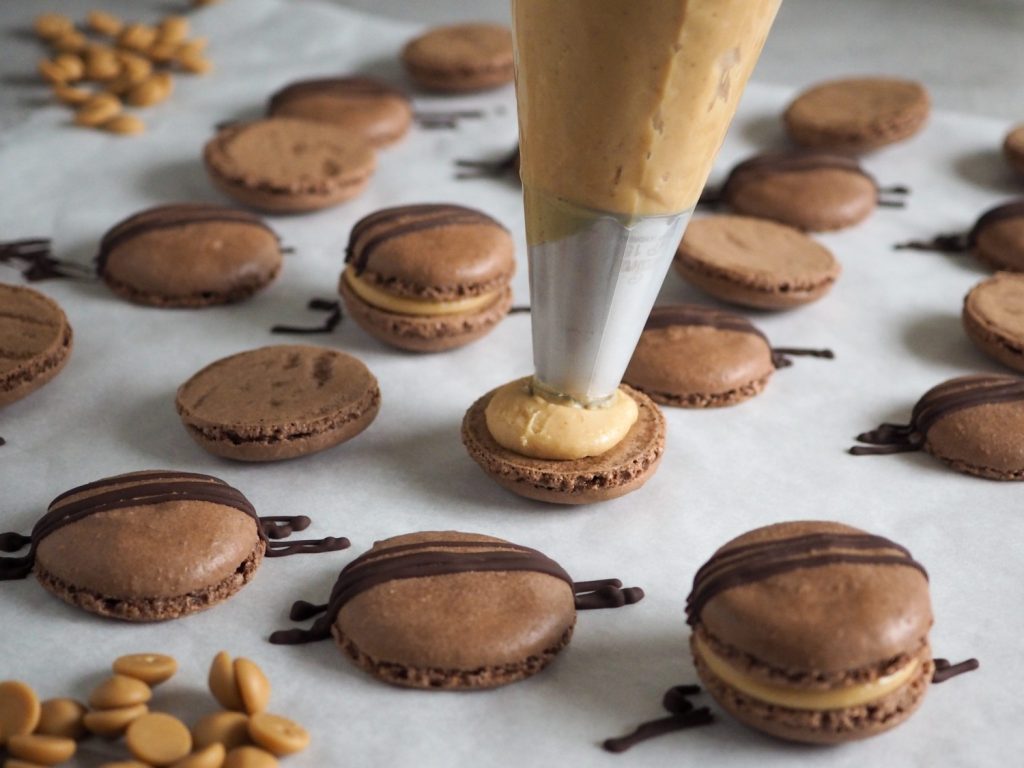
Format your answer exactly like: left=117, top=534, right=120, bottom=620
left=643, top=306, right=765, bottom=341
left=968, top=200, right=1024, bottom=247
left=341, top=539, right=542, bottom=572
left=722, top=152, right=874, bottom=198
left=47, top=470, right=228, bottom=508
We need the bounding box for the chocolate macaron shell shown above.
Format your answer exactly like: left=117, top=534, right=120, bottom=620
left=923, top=396, right=1024, bottom=480
left=461, top=384, right=665, bottom=504
left=624, top=306, right=776, bottom=407
left=0, top=284, right=73, bottom=408
left=402, top=24, right=514, bottom=93
left=722, top=152, right=878, bottom=232
left=1003, top=124, right=1024, bottom=177
left=963, top=273, right=1024, bottom=372
left=267, top=77, right=413, bottom=148
left=673, top=216, right=840, bottom=310
left=332, top=532, right=576, bottom=688
left=203, top=118, right=376, bottom=213
left=969, top=201, right=1024, bottom=272
left=96, top=204, right=282, bottom=307
left=175, top=345, right=380, bottom=461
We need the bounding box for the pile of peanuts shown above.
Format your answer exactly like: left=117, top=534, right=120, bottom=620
left=32, top=7, right=215, bottom=136
left=0, top=651, right=310, bottom=768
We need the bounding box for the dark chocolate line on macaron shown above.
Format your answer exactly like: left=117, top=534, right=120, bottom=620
left=268, top=76, right=408, bottom=112
left=932, top=657, right=980, bottom=683
left=603, top=685, right=713, bottom=753
left=270, top=540, right=642, bottom=645
left=851, top=375, right=1024, bottom=455
left=894, top=200, right=1024, bottom=253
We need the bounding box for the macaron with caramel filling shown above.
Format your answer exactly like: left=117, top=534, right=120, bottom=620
left=339, top=204, right=515, bottom=352
left=687, top=521, right=934, bottom=744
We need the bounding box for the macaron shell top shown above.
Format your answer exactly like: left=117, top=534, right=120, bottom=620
left=925, top=399, right=1024, bottom=478
left=402, top=24, right=514, bottom=92
left=971, top=202, right=1024, bottom=272
left=962, top=272, right=1024, bottom=371
left=0, top=283, right=73, bottom=408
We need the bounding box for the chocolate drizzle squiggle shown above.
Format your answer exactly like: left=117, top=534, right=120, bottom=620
left=894, top=200, right=1024, bottom=253
left=0, top=238, right=95, bottom=282
left=0, top=470, right=347, bottom=581
left=414, top=109, right=485, bottom=129
left=850, top=374, right=1024, bottom=455
left=932, top=657, right=980, bottom=683
left=269, top=539, right=643, bottom=645
left=603, top=685, right=714, bottom=753
left=271, top=298, right=343, bottom=335
left=455, top=147, right=520, bottom=180
left=685, top=532, right=927, bottom=627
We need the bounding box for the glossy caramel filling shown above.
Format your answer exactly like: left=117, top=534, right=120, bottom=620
left=344, top=266, right=499, bottom=316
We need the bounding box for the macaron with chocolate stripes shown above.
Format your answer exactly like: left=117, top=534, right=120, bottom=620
left=96, top=204, right=283, bottom=307
left=688, top=521, right=937, bottom=744
left=270, top=531, right=643, bottom=689
left=0, top=284, right=73, bottom=408
left=624, top=305, right=834, bottom=408
left=896, top=200, right=1024, bottom=271
left=203, top=117, right=376, bottom=213
left=851, top=373, right=1024, bottom=479
left=963, top=272, right=1024, bottom=372
left=402, top=24, right=514, bottom=93
left=339, top=204, right=516, bottom=352
left=784, top=77, right=930, bottom=152
left=673, top=215, right=841, bottom=310
left=267, top=77, right=413, bottom=148
left=0, top=470, right=347, bottom=620
left=176, top=345, right=380, bottom=461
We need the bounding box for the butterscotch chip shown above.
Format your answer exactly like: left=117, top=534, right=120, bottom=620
left=88, top=11, right=124, bottom=37
left=52, top=32, right=88, bottom=54
left=148, top=42, right=180, bottom=65
left=177, top=54, right=213, bottom=75
left=53, top=84, right=93, bottom=105
left=33, top=13, right=73, bottom=40
left=53, top=53, right=84, bottom=81
left=192, top=711, right=250, bottom=751
left=247, top=714, right=308, bottom=756
left=117, top=24, right=157, bottom=52
left=233, top=660, right=270, bottom=715
left=224, top=746, right=278, bottom=768
left=170, top=743, right=226, bottom=768
left=159, top=16, right=190, bottom=44
left=6, top=734, right=76, bottom=764
left=208, top=652, right=243, bottom=711
left=37, top=59, right=67, bottom=86
left=88, top=675, right=152, bottom=710
left=126, top=713, right=192, bottom=766
left=84, top=704, right=149, bottom=739
left=36, top=699, right=87, bottom=740
left=0, top=682, right=41, bottom=747
left=85, top=49, right=121, bottom=81
left=117, top=51, right=154, bottom=79
left=113, top=654, right=178, bottom=685
left=75, top=93, right=122, bottom=126
left=176, top=38, right=208, bottom=57
left=126, top=74, right=171, bottom=107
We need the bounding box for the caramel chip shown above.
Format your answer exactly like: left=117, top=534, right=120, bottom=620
left=170, top=743, right=226, bottom=768
left=176, top=38, right=208, bottom=57
left=125, top=74, right=171, bottom=107
left=53, top=53, right=84, bottom=81
left=53, top=84, right=93, bottom=105
left=224, top=746, right=278, bottom=768
left=159, top=16, right=190, bottom=44
left=6, top=733, right=77, bottom=764
left=33, top=13, right=73, bottom=41
left=126, top=713, right=192, bottom=767
left=113, top=654, right=178, bottom=686
left=208, top=653, right=243, bottom=712
left=52, top=32, right=88, bottom=54
left=0, top=681, right=41, bottom=746
left=36, top=698, right=87, bottom=740
left=75, top=93, right=122, bottom=127
left=85, top=48, right=121, bottom=81
left=87, top=11, right=124, bottom=37
left=148, top=42, right=180, bottom=65
left=117, top=24, right=157, bottom=52
left=83, top=704, right=149, bottom=739
left=37, top=59, right=67, bottom=86
left=88, top=675, right=151, bottom=709
left=247, top=713, right=309, bottom=757
left=192, top=711, right=250, bottom=751
left=177, top=53, right=213, bottom=75
left=234, top=660, right=270, bottom=715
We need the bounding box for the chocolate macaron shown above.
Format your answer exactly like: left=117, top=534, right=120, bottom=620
left=339, top=204, right=515, bottom=352
left=963, top=272, right=1024, bottom=372
left=175, top=345, right=380, bottom=461
left=1003, top=123, right=1024, bottom=177
left=203, top=118, right=376, bottom=213
left=623, top=305, right=833, bottom=408
left=401, top=24, right=514, bottom=93
left=267, top=77, right=413, bottom=148
left=270, top=531, right=642, bottom=689
left=688, top=521, right=934, bottom=744
left=784, top=77, right=930, bottom=153
left=96, top=204, right=282, bottom=307
left=896, top=200, right=1024, bottom=271
left=851, top=373, right=1024, bottom=480
left=0, top=284, right=73, bottom=408
left=673, top=216, right=841, bottom=310
left=715, top=151, right=904, bottom=232
left=0, top=470, right=347, bottom=620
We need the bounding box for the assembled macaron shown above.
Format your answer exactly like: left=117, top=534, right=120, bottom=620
left=0, top=470, right=347, bottom=620
left=851, top=373, right=1024, bottom=479
left=0, top=284, right=73, bottom=408
left=270, top=531, right=643, bottom=689
left=339, top=204, right=516, bottom=352
left=963, top=273, right=1024, bottom=372
left=95, top=204, right=283, bottom=307
left=401, top=24, right=514, bottom=93
left=175, top=345, right=380, bottom=461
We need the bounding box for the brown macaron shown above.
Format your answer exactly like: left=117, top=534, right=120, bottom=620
left=0, top=470, right=348, bottom=620
left=175, top=345, right=380, bottom=462
left=401, top=23, right=514, bottom=92
left=0, top=284, right=73, bottom=408
left=269, top=531, right=643, bottom=689
left=95, top=204, right=282, bottom=307
left=784, top=77, right=930, bottom=152
left=624, top=305, right=833, bottom=408
left=673, top=215, right=841, bottom=310
left=203, top=118, right=376, bottom=213
left=718, top=151, right=885, bottom=232
left=339, top=204, right=516, bottom=352
left=1003, top=123, right=1024, bottom=177
left=687, top=521, right=934, bottom=744
left=461, top=384, right=665, bottom=505
left=851, top=373, right=1024, bottom=480
left=266, top=77, right=413, bottom=148
left=963, top=272, right=1024, bottom=372
left=896, top=200, right=1024, bottom=270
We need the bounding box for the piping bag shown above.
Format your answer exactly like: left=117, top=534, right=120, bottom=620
left=512, top=0, right=781, bottom=406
